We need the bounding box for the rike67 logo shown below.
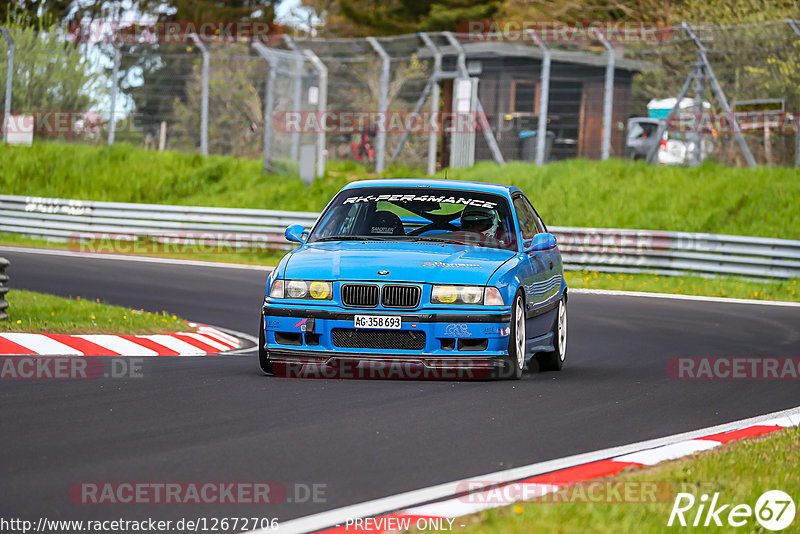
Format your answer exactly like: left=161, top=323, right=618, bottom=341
left=668, top=490, right=796, bottom=531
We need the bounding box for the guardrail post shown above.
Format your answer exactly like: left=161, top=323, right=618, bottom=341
left=1, top=27, right=15, bottom=144
left=107, top=47, right=120, bottom=145
left=252, top=43, right=279, bottom=173
left=189, top=34, right=209, bottom=157
left=366, top=37, right=390, bottom=173
left=303, top=49, right=327, bottom=178
left=0, top=257, right=8, bottom=321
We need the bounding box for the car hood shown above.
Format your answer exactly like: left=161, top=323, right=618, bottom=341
left=284, top=241, right=516, bottom=286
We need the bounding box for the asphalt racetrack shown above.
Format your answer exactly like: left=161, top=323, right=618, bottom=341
left=1, top=248, right=798, bottom=526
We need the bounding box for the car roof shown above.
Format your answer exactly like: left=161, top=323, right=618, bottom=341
left=342, top=178, right=521, bottom=197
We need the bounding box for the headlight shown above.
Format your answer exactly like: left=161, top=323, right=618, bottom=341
left=269, top=279, right=285, bottom=299
left=272, top=280, right=332, bottom=300
left=431, top=285, right=504, bottom=305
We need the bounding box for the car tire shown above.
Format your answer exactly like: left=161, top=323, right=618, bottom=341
left=258, top=314, right=273, bottom=375
left=536, top=297, right=567, bottom=371
left=499, top=291, right=525, bottom=380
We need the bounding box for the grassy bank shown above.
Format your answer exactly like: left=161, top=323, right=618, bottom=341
left=453, top=426, right=799, bottom=533
left=1, top=142, right=798, bottom=239
left=1, top=289, right=191, bottom=334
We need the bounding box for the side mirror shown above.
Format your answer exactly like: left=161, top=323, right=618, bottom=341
left=522, top=232, right=557, bottom=252
left=285, top=224, right=308, bottom=244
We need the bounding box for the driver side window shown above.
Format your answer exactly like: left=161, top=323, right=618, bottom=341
left=513, top=196, right=540, bottom=241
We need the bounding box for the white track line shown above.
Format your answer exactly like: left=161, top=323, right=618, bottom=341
left=571, top=288, right=800, bottom=307
left=261, top=405, right=800, bottom=534
left=0, top=245, right=273, bottom=271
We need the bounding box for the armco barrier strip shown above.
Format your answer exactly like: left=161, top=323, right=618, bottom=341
left=0, top=323, right=240, bottom=356
left=265, top=409, right=800, bottom=534
left=2, top=195, right=799, bottom=279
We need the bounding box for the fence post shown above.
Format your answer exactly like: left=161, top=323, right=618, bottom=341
left=303, top=49, right=327, bottom=178
left=0, top=28, right=13, bottom=144
left=594, top=29, right=614, bottom=160
left=107, top=47, right=120, bottom=145
left=442, top=32, right=505, bottom=165
left=0, top=257, right=8, bottom=321
left=683, top=22, right=756, bottom=168
left=786, top=19, right=800, bottom=167
left=0, top=26, right=14, bottom=143
left=283, top=35, right=303, bottom=162
left=418, top=33, right=441, bottom=176
left=526, top=30, right=550, bottom=166
left=189, top=34, right=209, bottom=157
left=366, top=37, right=390, bottom=173
left=252, top=43, right=278, bottom=173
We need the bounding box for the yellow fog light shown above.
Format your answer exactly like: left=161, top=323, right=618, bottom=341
left=309, top=281, right=331, bottom=299
left=433, top=285, right=458, bottom=304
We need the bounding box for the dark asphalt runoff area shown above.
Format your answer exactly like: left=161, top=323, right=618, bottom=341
left=1, top=248, right=798, bottom=527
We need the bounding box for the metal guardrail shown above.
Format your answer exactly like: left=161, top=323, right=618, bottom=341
left=1, top=195, right=799, bottom=279
left=0, top=257, right=8, bottom=321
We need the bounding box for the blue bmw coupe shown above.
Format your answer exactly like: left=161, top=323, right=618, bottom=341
left=260, top=179, right=567, bottom=380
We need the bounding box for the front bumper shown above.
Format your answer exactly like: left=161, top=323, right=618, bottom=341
left=262, top=304, right=512, bottom=369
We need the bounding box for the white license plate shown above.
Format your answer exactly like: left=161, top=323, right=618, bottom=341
left=354, top=315, right=402, bottom=329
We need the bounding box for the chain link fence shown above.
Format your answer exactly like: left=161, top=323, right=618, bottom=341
left=1, top=20, right=799, bottom=173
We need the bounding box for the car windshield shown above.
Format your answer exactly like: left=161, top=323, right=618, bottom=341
left=308, top=187, right=517, bottom=251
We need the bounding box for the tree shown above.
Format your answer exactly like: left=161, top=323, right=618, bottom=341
left=308, top=0, right=502, bottom=36
left=0, top=21, right=101, bottom=137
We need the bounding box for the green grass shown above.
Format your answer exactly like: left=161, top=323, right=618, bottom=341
left=1, top=289, right=191, bottom=334
left=452, top=426, right=800, bottom=534
left=1, top=142, right=798, bottom=239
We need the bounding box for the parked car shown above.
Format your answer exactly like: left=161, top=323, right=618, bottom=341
left=626, top=117, right=714, bottom=165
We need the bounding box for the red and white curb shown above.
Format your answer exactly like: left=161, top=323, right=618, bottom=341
left=0, top=323, right=241, bottom=356
left=260, top=406, right=800, bottom=534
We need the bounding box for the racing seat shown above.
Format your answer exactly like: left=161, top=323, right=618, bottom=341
left=367, top=211, right=405, bottom=236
